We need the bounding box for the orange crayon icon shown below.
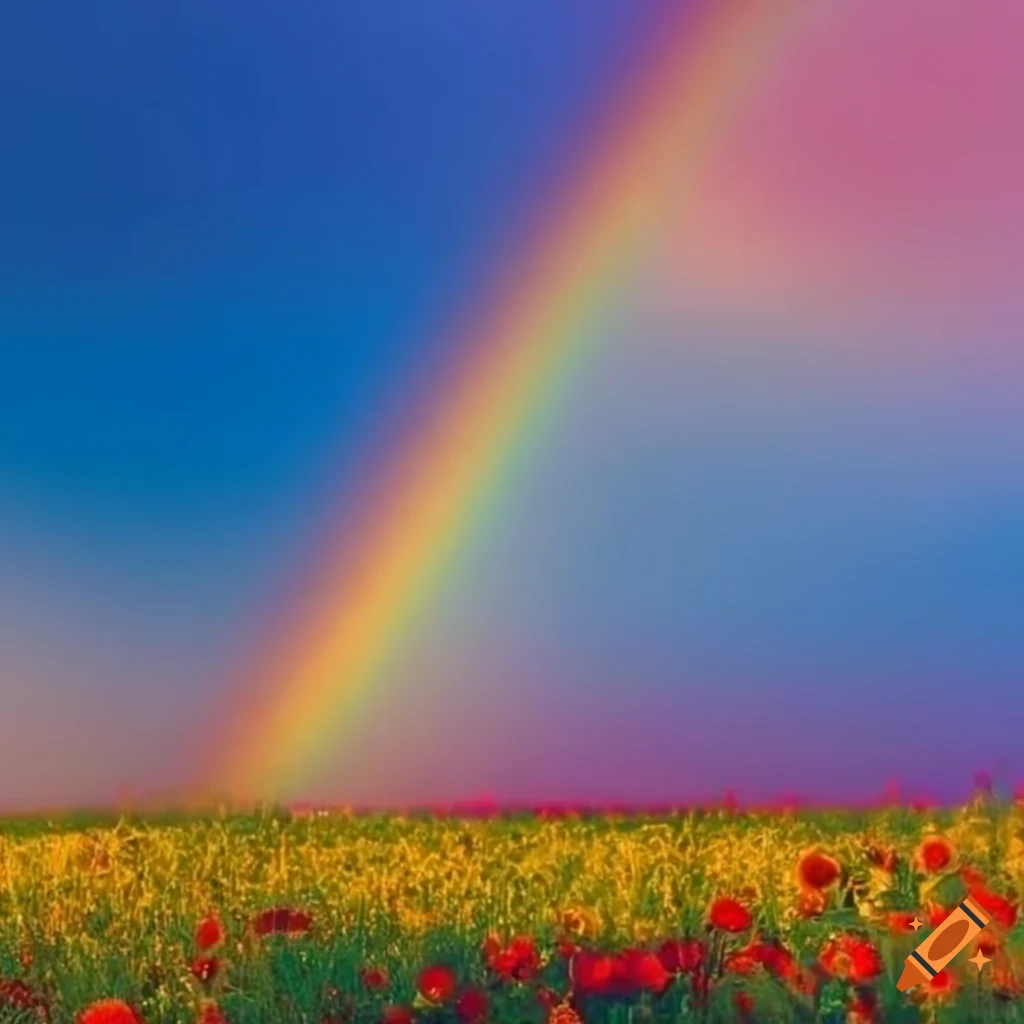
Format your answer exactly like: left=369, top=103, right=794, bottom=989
left=896, top=896, right=991, bottom=991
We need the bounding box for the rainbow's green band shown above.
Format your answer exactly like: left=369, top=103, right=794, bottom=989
left=204, top=0, right=804, bottom=802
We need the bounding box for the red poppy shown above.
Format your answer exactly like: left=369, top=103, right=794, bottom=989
left=848, top=986, right=877, bottom=1023
left=788, top=967, right=819, bottom=998
left=454, top=987, right=489, bottom=1023
left=77, top=1001, right=142, bottom=1024
left=251, top=907, right=312, bottom=937
left=0, top=979, right=47, bottom=1021
left=189, top=957, right=221, bottom=984
left=1, top=980, right=38, bottom=1010
left=380, top=1008, right=414, bottom=1024
left=967, top=886, right=1018, bottom=930
left=488, top=948, right=518, bottom=979
left=195, top=915, right=225, bottom=952
left=749, top=940, right=796, bottom=980
left=797, top=889, right=827, bottom=918
left=915, top=837, right=954, bottom=874
left=959, top=879, right=1016, bottom=933
left=960, top=865, right=987, bottom=889
left=623, top=950, right=671, bottom=994
left=733, top=991, right=755, bottom=1015
left=819, top=934, right=883, bottom=983
left=507, top=936, right=541, bottom=979
left=484, top=934, right=541, bottom=981
left=416, top=965, right=457, bottom=1005
left=534, top=987, right=558, bottom=1011
left=360, top=966, right=389, bottom=991
left=608, top=952, right=633, bottom=995
left=556, top=940, right=579, bottom=961
left=797, top=850, right=840, bottom=891
left=921, top=969, right=958, bottom=1000
left=657, top=938, right=704, bottom=974
left=886, top=912, right=917, bottom=934
left=570, top=950, right=615, bottom=994
left=196, top=1003, right=226, bottom=1024
left=708, top=896, right=752, bottom=933
left=724, top=950, right=759, bottom=975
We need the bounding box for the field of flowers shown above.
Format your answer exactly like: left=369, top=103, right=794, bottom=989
left=1, top=796, right=1023, bottom=1023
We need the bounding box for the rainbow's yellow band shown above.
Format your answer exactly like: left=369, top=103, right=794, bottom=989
left=203, top=0, right=803, bottom=803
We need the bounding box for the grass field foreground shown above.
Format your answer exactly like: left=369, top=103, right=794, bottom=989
left=1, top=797, right=1023, bottom=1022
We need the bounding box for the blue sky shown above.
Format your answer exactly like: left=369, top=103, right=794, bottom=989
left=2, top=0, right=1022, bottom=809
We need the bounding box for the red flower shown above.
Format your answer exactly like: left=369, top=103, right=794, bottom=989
left=733, top=991, right=755, bottom=1015
left=507, top=936, right=541, bottom=979
left=922, top=969, right=958, bottom=1001
left=967, top=886, right=1018, bottom=930
left=748, top=940, right=796, bottom=980
left=819, top=934, right=883, bottom=984
left=360, top=966, right=389, bottom=991
left=189, top=957, right=221, bottom=984
left=0, top=980, right=47, bottom=1021
left=195, top=915, right=225, bottom=952
left=797, top=889, right=827, bottom=918
left=416, top=965, right=457, bottom=1005
left=623, top=950, right=671, bottom=994
left=886, top=912, right=917, bottom=934
left=608, top=952, right=634, bottom=995
left=534, top=987, right=558, bottom=1011
left=454, top=987, right=489, bottom=1023
left=848, top=986, right=878, bottom=1023
left=196, top=1003, right=227, bottom=1024
left=251, top=907, right=312, bottom=937
left=925, top=903, right=949, bottom=928
left=484, top=934, right=541, bottom=981
left=657, top=939, right=704, bottom=974
left=77, top=1001, right=142, bottom=1024
left=915, top=837, right=954, bottom=874
left=488, top=948, right=518, bottom=979
left=1, top=980, right=38, bottom=1010
left=788, top=967, right=819, bottom=998
left=570, top=950, right=615, bottom=994
left=724, top=951, right=759, bottom=975
left=708, top=896, right=752, bottom=933
left=960, top=865, right=987, bottom=889
left=380, top=1008, right=414, bottom=1024
left=556, top=940, right=579, bottom=961
left=797, top=850, right=841, bottom=891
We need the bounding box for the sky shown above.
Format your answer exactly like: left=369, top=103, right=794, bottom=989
left=1, top=0, right=1022, bottom=810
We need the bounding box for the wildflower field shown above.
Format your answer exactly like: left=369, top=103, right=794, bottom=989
left=2, top=798, right=1023, bottom=1024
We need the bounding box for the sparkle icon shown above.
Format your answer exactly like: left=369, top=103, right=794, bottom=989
left=909, top=917, right=924, bottom=932
left=968, top=949, right=990, bottom=972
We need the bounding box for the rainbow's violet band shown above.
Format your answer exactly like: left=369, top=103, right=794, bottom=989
left=205, top=0, right=801, bottom=803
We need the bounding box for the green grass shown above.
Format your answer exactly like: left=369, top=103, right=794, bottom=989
left=0, top=800, right=1021, bottom=1022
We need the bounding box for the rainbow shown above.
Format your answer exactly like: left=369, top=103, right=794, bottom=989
left=209, top=0, right=799, bottom=803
